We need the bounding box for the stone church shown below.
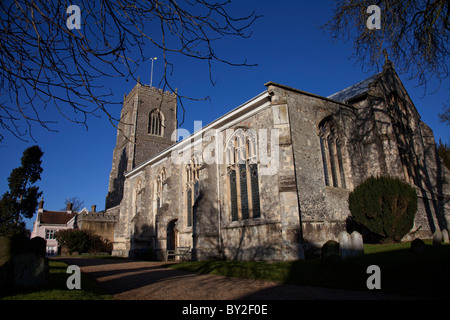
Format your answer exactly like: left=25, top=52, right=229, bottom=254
left=105, top=60, right=449, bottom=261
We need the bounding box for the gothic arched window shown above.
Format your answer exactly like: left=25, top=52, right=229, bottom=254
left=186, top=155, right=201, bottom=227
left=155, top=168, right=166, bottom=208
left=148, top=109, right=164, bottom=136
left=319, top=118, right=347, bottom=189
left=226, top=128, right=261, bottom=221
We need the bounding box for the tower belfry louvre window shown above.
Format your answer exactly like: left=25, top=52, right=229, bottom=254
left=226, top=129, right=261, bottom=221
left=319, top=119, right=347, bottom=189
left=148, top=109, right=163, bottom=136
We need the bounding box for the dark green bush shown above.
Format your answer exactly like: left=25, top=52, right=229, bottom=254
left=348, top=176, right=417, bottom=243
left=89, top=232, right=113, bottom=254
left=55, top=229, right=112, bottom=254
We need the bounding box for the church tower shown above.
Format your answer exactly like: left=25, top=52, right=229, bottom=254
left=105, top=81, right=177, bottom=209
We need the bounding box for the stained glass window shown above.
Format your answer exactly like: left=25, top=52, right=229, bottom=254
left=239, top=164, right=249, bottom=220
left=187, top=189, right=192, bottom=227
left=320, top=137, right=330, bottom=186
left=336, top=141, right=346, bottom=189
left=229, top=170, right=238, bottom=221
left=319, top=119, right=347, bottom=189
left=249, top=164, right=260, bottom=218
left=226, top=129, right=261, bottom=221
left=186, top=156, right=200, bottom=227
left=328, top=136, right=338, bottom=188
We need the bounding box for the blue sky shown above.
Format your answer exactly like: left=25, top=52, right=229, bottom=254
left=0, top=1, right=448, bottom=231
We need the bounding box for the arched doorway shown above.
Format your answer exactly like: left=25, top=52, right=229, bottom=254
left=166, top=219, right=178, bottom=251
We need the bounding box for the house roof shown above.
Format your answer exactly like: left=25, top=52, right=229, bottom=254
left=327, top=73, right=380, bottom=102
left=39, top=210, right=78, bottom=225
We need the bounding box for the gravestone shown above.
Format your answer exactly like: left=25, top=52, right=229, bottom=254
left=411, top=238, right=426, bottom=253
left=338, top=231, right=352, bottom=259
left=0, top=236, right=14, bottom=292
left=442, top=229, right=449, bottom=243
left=60, top=245, right=70, bottom=256
left=13, top=251, right=48, bottom=289
left=433, top=230, right=443, bottom=247
left=29, top=237, right=46, bottom=256
left=350, top=231, right=364, bottom=256
left=321, top=240, right=341, bottom=268
left=0, top=235, right=49, bottom=294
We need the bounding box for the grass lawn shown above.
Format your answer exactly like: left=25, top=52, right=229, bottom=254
left=1, top=259, right=111, bottom=300
left=170, top=241, right=450, bottom=299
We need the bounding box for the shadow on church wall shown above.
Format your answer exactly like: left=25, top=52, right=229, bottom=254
left=338, top=65, right=449, bottom=238
left=106, top=147, right=128, bottom=209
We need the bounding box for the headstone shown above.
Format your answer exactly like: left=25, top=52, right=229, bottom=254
left=0, top=236, right=14, bottom=293
left=29, top=237, right=46, bottom=256
left=321, top=240, right=341, bottom=269
left=0, top=235, right=49, bottom=294
left=338, top=231, right=352, bottom=259
left=442, top=229, right=449, bottom=243
left=433, top=230, right=443, bottom=247
left=350, top=231, right=364, bottom=256
left=0, top=236, right=13, bottom=267
left=13, top=252, right=48, bottom=289
left=411, top=238, right=426, bottom=253
left=60, top=245, right=70, bottom=256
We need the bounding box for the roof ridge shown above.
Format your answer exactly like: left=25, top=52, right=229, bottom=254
left=327, top=72, right=381, bottom=102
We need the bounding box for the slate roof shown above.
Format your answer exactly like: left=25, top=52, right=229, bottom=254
left=327, top=73, right=380, bottom=103
left=39, top=210, right=78, bottom=225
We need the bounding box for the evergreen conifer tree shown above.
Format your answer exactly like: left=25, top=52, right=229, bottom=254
left=0, top=145, right=43, bottom=236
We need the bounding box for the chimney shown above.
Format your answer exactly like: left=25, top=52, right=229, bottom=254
left=91, top=205, right=96, bottom=213
left=38, top=197, right=44, bottom=211
left=37, top=197, right=44, bottom=222
left=67, top=202, right=73, bottom=214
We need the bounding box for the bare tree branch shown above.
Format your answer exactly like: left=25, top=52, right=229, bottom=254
left=323, top=0, right=448, bottom=93
left=0, top=0, right=260, bottom=142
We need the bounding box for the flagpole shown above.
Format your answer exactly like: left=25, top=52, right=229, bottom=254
left=150, top=57, right=157, bottom=87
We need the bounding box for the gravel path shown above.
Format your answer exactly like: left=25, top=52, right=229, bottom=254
left=55, top=257, right=414, bottom=300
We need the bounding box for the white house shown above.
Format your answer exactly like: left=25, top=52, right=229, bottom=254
left=30, top=199, right=85, bottom=256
